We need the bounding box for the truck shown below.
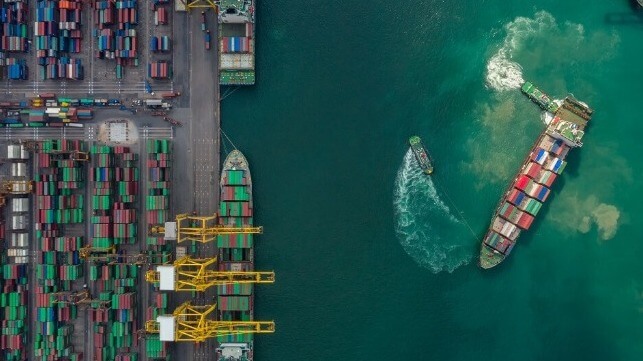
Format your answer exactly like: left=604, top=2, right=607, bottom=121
left=201, top=11, right=207, bottom=31
left=205, top=30, right=211, bottom=50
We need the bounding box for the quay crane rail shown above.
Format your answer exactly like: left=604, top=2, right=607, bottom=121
left=150, top=213, right=262, bottom=244
left=145, top=256, right=274, bottom=292
left=145, top=301, right=275, bottom=342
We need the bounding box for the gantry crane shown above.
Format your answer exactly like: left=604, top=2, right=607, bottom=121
left=145, top=256, right=274, bottom=292
left=22, top=141, right=89, bottom=161
left=145, top=301, right=275, bottom=342
left=79, top=245, right=172, bottom=265
left=150, top=213, right=262, bottom=244
left=52, top=289, right=111, bottom=309
left=0, top=179, right=34, bottom=207
left=181, top=0, right=217, bottom=11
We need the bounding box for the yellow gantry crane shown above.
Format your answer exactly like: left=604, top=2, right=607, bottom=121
left=150, top=213, right=262, bottom=244
left=184, top=0, right=217, bottom=10
left=145, top=256, right=274, bottom=292
left=145, top=301, right=275, bottom=342
left=52, top=289, right=111, bottom=309
left=79, top=245, right=172, bottom=265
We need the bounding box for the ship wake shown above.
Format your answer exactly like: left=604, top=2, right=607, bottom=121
left=393, top=149, right=472, bottom=273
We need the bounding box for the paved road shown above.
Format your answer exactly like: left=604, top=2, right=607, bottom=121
left=0, top=126, right=173, bottom=141
left=0, top=80, right=175, bottom=95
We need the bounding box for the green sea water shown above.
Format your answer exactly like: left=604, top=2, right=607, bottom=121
left=222, top=0, right=643, bottom=359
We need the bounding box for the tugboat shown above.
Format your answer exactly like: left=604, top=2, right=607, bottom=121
left=409, top=136, right=434, bottom=175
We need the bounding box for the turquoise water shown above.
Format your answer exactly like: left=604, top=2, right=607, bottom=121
left=222, top=0, right=643, bottom=359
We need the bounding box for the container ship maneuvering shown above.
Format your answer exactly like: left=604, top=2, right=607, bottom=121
left=216, top=150, right=257, bottom=360
left=479, top=82, right=594, bottom=269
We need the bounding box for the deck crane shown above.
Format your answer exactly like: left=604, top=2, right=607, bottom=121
left=78, top=245, right=172, bottom=265
left=52, top=289, right=111, bottom=309
left=149, top=213, right=262, bottom=244
left=145, top=256, right=274, bottom=292
left=145, top=301, right=275, bottom=342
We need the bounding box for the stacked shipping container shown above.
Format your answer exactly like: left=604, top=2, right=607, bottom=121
left=35, top=0, right=84, bottom=79
left=0, top=145, right=28, bottom=361
left=94, top=0, right=139, bottom=78
left=89, top=144, right=140, bottom=360
left=88, top=263, right=139, bottom=360
left=217, top=156, right=255, bottom=344
left=0, top=0, right=29, bottom=80
left=146, top=140, right=171, bottom=247
left=483, top=134, right=571, bottom=255
left=33, top=139, right=86, bottom=361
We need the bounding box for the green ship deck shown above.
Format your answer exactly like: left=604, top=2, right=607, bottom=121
left=521, top=82, right=559, bottom=113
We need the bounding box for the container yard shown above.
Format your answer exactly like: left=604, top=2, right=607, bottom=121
left=0, top=1, right=272, bottom=360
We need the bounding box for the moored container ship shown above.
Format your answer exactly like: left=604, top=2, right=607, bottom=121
left=479, top=82, right=594, bottom=269
left=218, top=0, right=256, bottom=85
left=216, top=150, right=256, bottom=360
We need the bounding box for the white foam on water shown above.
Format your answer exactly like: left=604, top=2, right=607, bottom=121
left=393, top=149, right=472, bottom=273
left=485, top=11, right=559, bottom=91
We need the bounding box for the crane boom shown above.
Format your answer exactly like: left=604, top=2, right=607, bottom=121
left=145, top=302, right=275, bottom=342
left=146, top=256, right=274, bottom=291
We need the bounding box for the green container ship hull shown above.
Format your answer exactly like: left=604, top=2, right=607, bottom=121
left=409, top=136, right=434, bottom=175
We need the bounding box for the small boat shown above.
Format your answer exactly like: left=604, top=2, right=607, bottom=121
left=409, top=136, right=434, bottom=175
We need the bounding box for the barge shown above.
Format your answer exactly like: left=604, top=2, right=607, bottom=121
left=479, top=83, right=593, bottom=269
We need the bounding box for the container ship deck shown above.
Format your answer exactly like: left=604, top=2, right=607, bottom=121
left=218, top=0, right=256, bottom=85
left=479, top=83, right=594, bottom=269
left=216, top=150, right=256, bottom=361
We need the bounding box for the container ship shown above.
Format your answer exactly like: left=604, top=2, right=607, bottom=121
left=216, top=150, right=256, bottom=360
left=479, top=82, right=593, bottom=269
left=218, top=0, right=256, bottom=85
left=409, top=136, right=434, bottom=175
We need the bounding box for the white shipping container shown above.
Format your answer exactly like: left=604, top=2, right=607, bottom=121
left=10, top=162, right=27, bottom=177
left=12, top=256, right=29, bottom=264
left=7, top=145, right=28, bottom=160
left=11, top=215, right=27, bottom=230
left=10, top=232, right=29, bottom=247
left=11, top=197, right=29, bottom=213
left=7, top=248, right=28, bottom=257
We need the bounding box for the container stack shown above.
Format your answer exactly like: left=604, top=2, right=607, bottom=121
left=217, top=161, right=255, bottom=344
left=149, top=36, right=170, bottom=52
left=0, top=0, right=29, bottom=54
left=145, top=293, right=169, bottom=359
left=0, top=174, right=28, bottom=361
left=35, top=0, right=84, bottom=80
left=94, top=0, right=139, bottom=78
left=112, top=146, right=138, bottom=245
left=0, top=58, right=28, bottom=80
left=33, top=139, right=86, bottom=361
left=147, top=61, right=170, bottom=79
left=90, top=145, right=115, bottom=249
left=146, top=140, right=171, bottom=247
left=88, top=263, right=139, bottom=361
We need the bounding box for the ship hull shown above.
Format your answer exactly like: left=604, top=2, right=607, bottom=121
left=217, top=150, right=256, bottom=360
left=479, top=84, right=592, bottom=269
